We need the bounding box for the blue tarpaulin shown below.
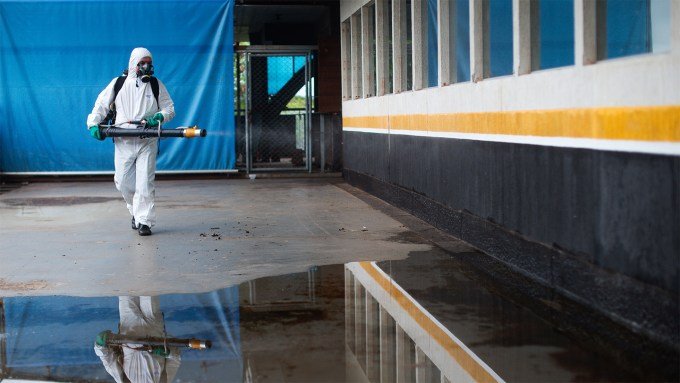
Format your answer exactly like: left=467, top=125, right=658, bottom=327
left=0, top=0, right=235, bottom=173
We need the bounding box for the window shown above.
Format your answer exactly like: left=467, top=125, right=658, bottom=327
left=538, top=0, right=574, bottom=69
left=427, top=0, right=439, bottom=87
left=488, top=0, right=513, bottom=77
left=455, top=0, right=471, bottom=82
left=597, top=0, right=671, bottom=60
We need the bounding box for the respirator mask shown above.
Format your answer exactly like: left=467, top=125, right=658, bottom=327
left=137, top=61, right=154, bottom=83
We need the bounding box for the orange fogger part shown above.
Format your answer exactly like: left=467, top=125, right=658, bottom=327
left=189, top=339, right=212, bottom=349
left=182, top=126, right=207, bottom=138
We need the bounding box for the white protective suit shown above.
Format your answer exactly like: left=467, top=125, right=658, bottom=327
left=87, top=47, right=175, bottom=227
left=94, top=296, right=181, bottom=383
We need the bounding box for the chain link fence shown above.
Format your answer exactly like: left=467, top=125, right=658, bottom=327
left=247, top=53, right=311, bottom=171
left=235, top=50, right=341, bottom=173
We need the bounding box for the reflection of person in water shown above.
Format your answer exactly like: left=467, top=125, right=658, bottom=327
left=94, top=296, right=181, bottom=383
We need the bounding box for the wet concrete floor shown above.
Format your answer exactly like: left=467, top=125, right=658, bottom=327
left=0, top=179, right=675, bottom=382
left=0, top=179, right=427, bottom=297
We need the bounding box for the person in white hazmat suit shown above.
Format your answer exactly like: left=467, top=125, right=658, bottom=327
left=87, top=47, right=175, bottom=236
left=94, top=296, right=181, bottom=383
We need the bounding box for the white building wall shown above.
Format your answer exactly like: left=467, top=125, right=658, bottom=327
left=340, top=0, right=680, bottom=156
left=342, top=52, right=680, bottom=114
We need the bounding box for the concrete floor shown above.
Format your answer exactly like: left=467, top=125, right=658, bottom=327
left=0, top=178, right=429, bottom=297
left=1, top=178, right=672, bottom=382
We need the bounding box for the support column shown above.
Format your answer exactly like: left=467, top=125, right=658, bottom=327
left=673, top=0, right=680, bottom=54
left=345, top=268, right=355, bottom=351
left=379, top=306, right=396, bottom=383
left=470, top=0, right=488, bottom=81
left=438, top=0, right=455, bottom=85
left=393, top=0, right=408, bottom=92
left=351, top=12, right=362, bottom=99
left=482, top=0, right=490, bottom=78
left=412, top=0, right=427, bottom=90
left=530, top=0, right=540, bottom=69
left=415, top=346, right=433, bottom=383
left=376, top=0, right=391, bottom=95
left=395, top=325, right=413, bottom=383
left=354, top=281, right=366, bottom=370
left=513, top=0, right=529, bottom=74
left=366, top=294, right=380, bottom=382
left=341, top=20, right=352, bottom=100
left=0, top=299, right=5, bottom=378
left=574, top=0, right=597, bottom=65
left=362, top=4, right=376, bottom=97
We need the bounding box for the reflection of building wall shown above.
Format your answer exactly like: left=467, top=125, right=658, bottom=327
left=240, top=266, right=347, bottom=383
left=345, top=262, right=503, bottom=383
left=240, top=268, right=317, bottom=311
left=0, top=299, right=5, bottom=379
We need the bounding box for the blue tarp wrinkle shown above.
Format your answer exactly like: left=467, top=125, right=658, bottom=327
left=0, top=0, right=235, bottom=172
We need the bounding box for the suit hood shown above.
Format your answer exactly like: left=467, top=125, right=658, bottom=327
left=128, top=47, right=153, bottom=78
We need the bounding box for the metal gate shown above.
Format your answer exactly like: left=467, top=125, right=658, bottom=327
left=238, top=48, right=313, bottom=172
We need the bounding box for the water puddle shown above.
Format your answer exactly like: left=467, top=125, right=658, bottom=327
left=0, top=251, right=663, bottom=382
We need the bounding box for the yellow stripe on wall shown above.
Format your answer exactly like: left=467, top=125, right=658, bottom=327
left=343, top=106, right=680, bottom=142
left=359, top=262, right=500, bottom=383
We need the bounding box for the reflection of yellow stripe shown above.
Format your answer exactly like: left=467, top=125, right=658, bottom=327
left=343, top=106, right=680, bottom=142
left=359, top=262, right=499, bottom=383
